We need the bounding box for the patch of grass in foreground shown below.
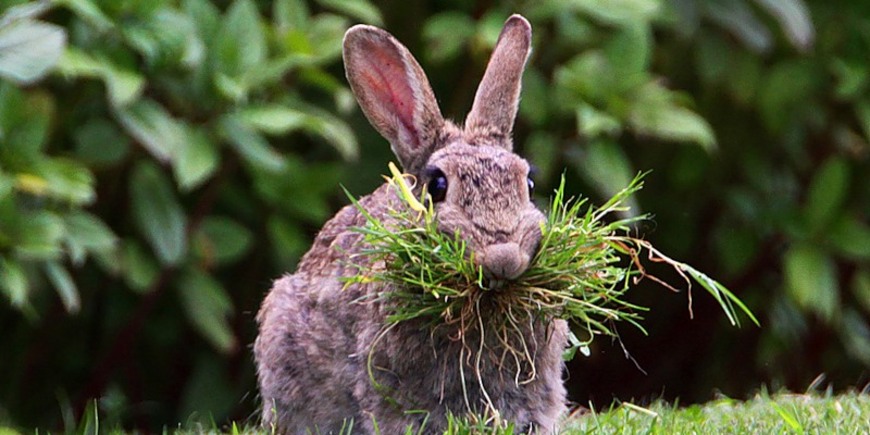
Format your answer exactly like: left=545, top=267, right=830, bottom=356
left=7, top=391, right=866, bottom=433
left=565, top=391, right=870, bottom=434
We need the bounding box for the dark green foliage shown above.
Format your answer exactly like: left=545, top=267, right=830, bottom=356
left=0, top=0, right=361, bottom=430
left=0, top=0, right=868, bottom=431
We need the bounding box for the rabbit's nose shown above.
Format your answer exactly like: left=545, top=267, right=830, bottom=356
left=480, top=242, right=529, bottom=281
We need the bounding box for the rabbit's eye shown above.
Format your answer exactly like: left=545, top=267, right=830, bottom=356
left=427, top=169, right=448, bottom=203
left=527, top=176, right=535, bottom=198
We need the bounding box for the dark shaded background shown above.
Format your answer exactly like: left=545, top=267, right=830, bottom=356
left=0, top=0, right=868, bottom=431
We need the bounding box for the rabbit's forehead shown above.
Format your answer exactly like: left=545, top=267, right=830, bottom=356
left=427, top=144, right=529, bottom=175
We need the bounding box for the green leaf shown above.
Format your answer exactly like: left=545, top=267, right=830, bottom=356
left=828, top=215, right=870, bottom=260
left=73, top=118, right=131, bottom=166
left=757, top=60, right=820, bottom=133
left=194, top=216, right=253, bottom=266
left=566, top=0, right=660, bottom=25
left=173, top=127, right=219, bottom=191
left=0, top=171, right=13, bottom=200
left=130, top=162, right=187, bottom=266
left=273, top=0, right=309, bottom=32
left=0, top=18, right=66, bottom=84
left=55, top=46, right=101, bottom=76
left=118, top=240, right=158, bottom=292
left=603, top=22, right=650, bottom=85
left=554, top=51, right=628, bottom=105
left=857, top=100, right=870, bottom=143
left=267, top=215, right=307, bottom=267
left=300, top=111, right=358, bottom=160
left=0, top=81, right=24, bottom=140
left=316, top=0, right=382, bottom=26
left=577, top=103, right=621, bottom=138
left=219, top=115, right=286, bottom=172
left=784, top=243, right=838, bottom=321
left=33, top=158, right=96, bottom=205
left=832, top=59, right=868, bottom=101
left=519, top=67, right=550, bottom=127
left=754, top=0, right=814, bottom=51
left=63, top=211, right=117, bottom=265
left=44, top=261, right=79, bottom=313
left=213, top=72, right=246, bottom=102
left=629, top=83, right=716, bottom=150
left=102, top=65, right=145, bottom=108
left=571, top=139, right=639, bottom=217
left=253, top=158, right=341, bottom=223
left=54, top=0, right=113, bottom=32
left=184, top=0, right=222, bottom=42
left=177, top=268, right=237, bottom=353
left=839, top=308, right=870, bottom=364
left=0, top=257, right=28, bottom=308
left=524, top=131, right=558, bottom=185
left=804, top=156, right=849, bottom=233
left=237, top=105, right=307, bottom=135
left=726, top=49, right=762, bottom=105
left=852, top=269, right=870, bottom=314
left=695, top=33, right=730, bottom=86
left=306, top=14, right=347, bottom=63
left=214, top=0, right=266, bottom=77
left=16, top=211, right=64, bottom=259
left=0, top=88, right=53, bottom=153
left=562, top=330, right=590, bottom=361
left=703, top=0, right=772, bottom=53
left=122, top=9, right=204, bottom=70
left=115, top=99, right=185, bottom=162
left=423, top=12, right=474, bottom=62
left=0, top=1, right=53, bottom=26
left=714, top=226, right=758, bottom=277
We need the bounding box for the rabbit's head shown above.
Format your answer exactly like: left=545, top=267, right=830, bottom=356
left=344, top=15, right=544, bottom=283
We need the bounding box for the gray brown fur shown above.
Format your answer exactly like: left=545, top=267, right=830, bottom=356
left=255, top=15, right=568, bottom=434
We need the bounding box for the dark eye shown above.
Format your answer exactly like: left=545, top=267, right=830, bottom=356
left=526, top=176, right=535, bottom=198
left=427, top=168, right=448, bottom=203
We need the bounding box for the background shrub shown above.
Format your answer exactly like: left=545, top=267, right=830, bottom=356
left=0, top=0, right=867, bottom=430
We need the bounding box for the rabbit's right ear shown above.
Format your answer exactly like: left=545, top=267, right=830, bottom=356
left=465, top=15, right=531, bottom=149
left=343, top=25, right=445, bottom=175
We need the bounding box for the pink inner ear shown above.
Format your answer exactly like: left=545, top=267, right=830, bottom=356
left=356, top=42, right=420, bottom=149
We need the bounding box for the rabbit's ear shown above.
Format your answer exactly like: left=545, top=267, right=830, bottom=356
left=465, top=15, right=531, bottom=149
left=343, top=25, right=445, bottom=174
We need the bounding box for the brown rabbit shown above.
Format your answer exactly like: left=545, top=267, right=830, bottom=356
left=254, top=15, right=568, bottom=434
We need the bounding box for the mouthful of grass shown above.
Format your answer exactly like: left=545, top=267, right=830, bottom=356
left=344, top=163, right=758, bottom=360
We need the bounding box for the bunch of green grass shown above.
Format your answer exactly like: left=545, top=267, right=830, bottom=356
left=345, top=164, right=757, bottom=355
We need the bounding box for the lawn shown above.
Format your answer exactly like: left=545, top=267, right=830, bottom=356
left=564, top=391, right=870, bottom=434
left=166, top=391, right=868, bottom=434
left=4, top=391, right=866, bottom=434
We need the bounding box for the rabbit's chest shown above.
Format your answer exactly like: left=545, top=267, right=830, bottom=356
left=367, top=317, right=567, bottom=417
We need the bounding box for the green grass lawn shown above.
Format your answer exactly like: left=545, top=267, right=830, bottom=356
left=4, top=391, right=867, bottom=434
left=564, top=391, right=870, bottom=434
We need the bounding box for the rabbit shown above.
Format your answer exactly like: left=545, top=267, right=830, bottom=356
left=254, top=14, right=569, bottom=434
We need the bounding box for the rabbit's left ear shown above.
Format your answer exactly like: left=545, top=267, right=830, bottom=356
left=343, top=25, right=445, bottom=175
left=465, top=15, right=532, bottom=150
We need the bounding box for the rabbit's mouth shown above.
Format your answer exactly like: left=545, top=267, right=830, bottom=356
left=486, top=278, right=509, bottom=291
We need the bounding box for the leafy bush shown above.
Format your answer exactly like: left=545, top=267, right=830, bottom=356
left=0, top=0, right=367, bottom=428
left=0, top=0, right=867, bottom=431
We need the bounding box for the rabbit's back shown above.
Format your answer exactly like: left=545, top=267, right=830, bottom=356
left=254, top=185, right=394, bottom=432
